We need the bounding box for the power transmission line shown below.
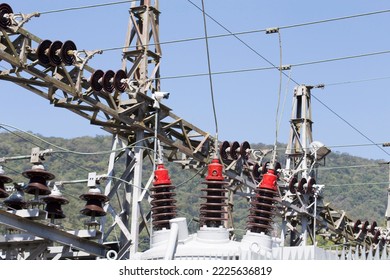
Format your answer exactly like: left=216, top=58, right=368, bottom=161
left=185, top=0, right=390, bottom=159
left=157, top=49, right=390, bottom=80
left=318, top=163, right=388, bottom=171
left=39, top=0, right=137, bottom=15
left=200, top=0, right=219, bottom=147
left=326, top=181, right=389, bottom=187
left=100, top=7, right=390, bottom=52
left=322, top=75, right=390, bottom=87
left=292, top=50, right=390, bottom=68
left=186, top=0, right=281, bottom=75
left=310, top=94, right=390, bottom=157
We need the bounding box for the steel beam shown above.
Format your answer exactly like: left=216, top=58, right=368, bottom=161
left=0, top=209, right=107, bottom=257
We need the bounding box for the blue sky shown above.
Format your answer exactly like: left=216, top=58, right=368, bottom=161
left=1, top=0, right=389, bottom=161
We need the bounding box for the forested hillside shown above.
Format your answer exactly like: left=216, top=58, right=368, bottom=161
left=0, top=132, right=388, bottom=245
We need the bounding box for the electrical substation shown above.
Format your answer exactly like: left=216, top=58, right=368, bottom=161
left=0, top=1, right=389, bottom=260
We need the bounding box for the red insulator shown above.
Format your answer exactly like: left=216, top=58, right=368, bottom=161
left=0, top=173, right=12, bottom=198
left=260, top=169, right=278, bottom=191
left=154, top=164, right=172, bottom=185
left=247, top=169, right=279, bottom=234
left=205, top=158, right=224, bottom=181
left=200, top=158, right=228, bottom=227
left=150, top=164, right=177, bottom=230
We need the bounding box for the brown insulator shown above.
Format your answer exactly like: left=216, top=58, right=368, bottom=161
left=113, top=69, right=128, bottom=92
left=370, top=221, right=377, bottom=234
left=80, top=188, right=109, bottom=217
left=22, top=166, right=54, bottom=196
left=353, top=220, right=361, bottom=233
left=230, top=141, right=240, bottom=160
left=247, top=169, right=279, bottom=235
left=199, top=157, right=228, bottom=228
left=219, top=141, right=230, bottom=161
left=61, top=40, right=77, bottom=65
left=3, top=185, right=28, bottom=210
left=0, top=3, right=13, bottom=29
left=48, top=40, right=63, bottom=66
left=102, top=70, right=115, bottom=93
left=42, top=186, right=69, bottom=220
left=240, top=141, right=251, bottom=160
left=361, top=221, right=369, bottom=233
left=150, top=164, right=177, bottom=230
left=90, top=69, right=104, bottom=92
left=0, top=173, right=12, bottom=198
left=373, top=230, right=381, bottom=244
left=252, top=163, right=262, bottom=181
left=37, top=39, right=52, bottom=65
left=288, top=177, right=298, bottom=194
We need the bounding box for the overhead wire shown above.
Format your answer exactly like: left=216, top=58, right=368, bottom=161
left=156, top=49, right=390, bottom=80
left=328, top=143, right=390, bottom=149
left=187, top=0, right=281, bottom=75
left=318, top=163, right=388, bottom=171
left=326, top=181, right=389, bottom=187
left=200, top=0, right=219, bottom=150
left=321, top=75, right=390, bottom=87
left=278, top=8, right=390, bottom=31
left=0, top=123, right=158, bottom=189
left=271, top=29, right=283, bottom=168
left=0, top=125, right=92, bottom=174
left=180, top=2, right=390, bottom=159
left=30, top=0, right=390, bottom=51
left=310, top=95, right=390, bottom=157
left=0, top=123, right=157, bottom=157
left=292, top=50, right=390, bottom=68
left=39, top=0, right=137, bottom=15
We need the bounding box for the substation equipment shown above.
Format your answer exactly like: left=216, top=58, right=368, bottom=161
left=0, top=1, right=389, bottom=260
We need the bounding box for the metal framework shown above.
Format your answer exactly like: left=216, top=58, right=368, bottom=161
left=0, top=1, right=256, bottom=259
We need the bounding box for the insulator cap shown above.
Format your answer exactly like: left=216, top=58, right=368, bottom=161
left=205, top=158, right=224, bottom=181
left=153, top=164, right=172, bottom=186
left=259, top=169, right=278, bottom=191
